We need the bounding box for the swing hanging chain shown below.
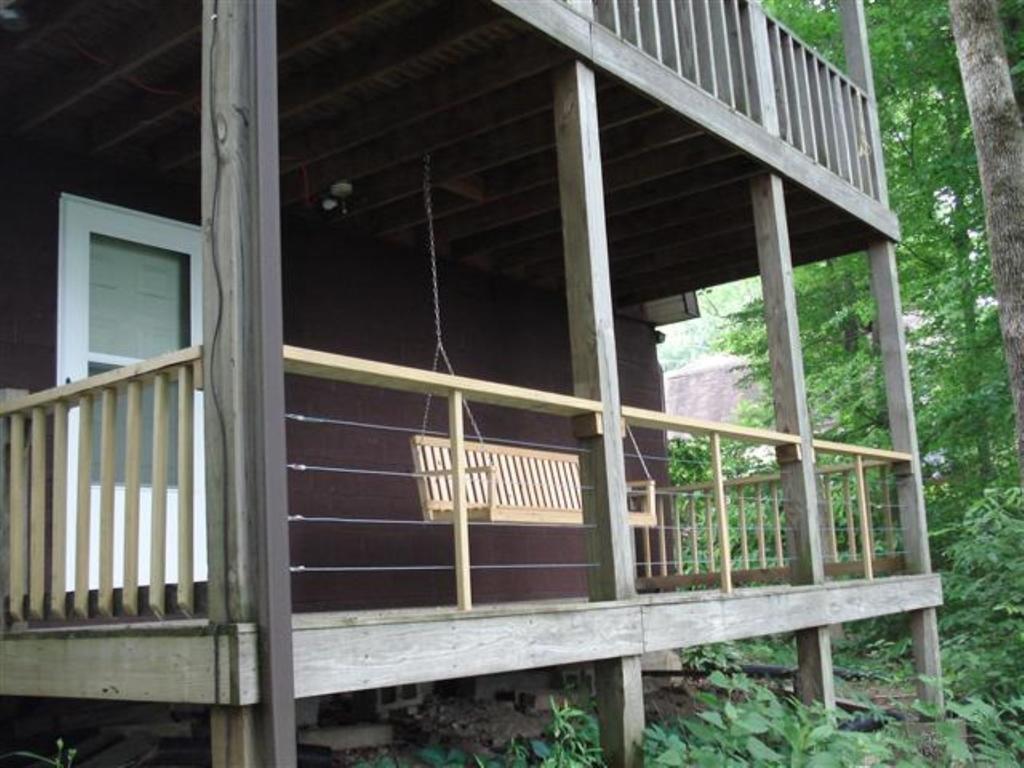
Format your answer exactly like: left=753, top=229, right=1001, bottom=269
left=419, top=153, right=484, bottom=443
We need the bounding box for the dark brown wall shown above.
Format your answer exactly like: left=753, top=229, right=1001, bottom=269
left=0, top=139, right=667, bottom=614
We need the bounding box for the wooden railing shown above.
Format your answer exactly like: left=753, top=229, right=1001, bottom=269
left=636, top=446, right=910, bottom=592
left=0, top=347, right=202, bottom=623
left=587, top=0, right=882, bottom=201
left=763, top=16, right=878, bottom=198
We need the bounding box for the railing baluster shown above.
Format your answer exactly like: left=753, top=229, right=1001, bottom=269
left=666, top=0, right=682, bottom=75
left=449, top=390, right=472, bottom=611
left=122, top=380, right=142, bottom=616
left=704, top=493, right=716, bottom=573
left=28, top=407, right=46, bottom=620
left=73, top=395, right=92, bottom=617
left=856, top=93, right=877, bottom=198
left=682, top=0, right=701, bottom=85
left=854, top=455, right=874, bottom=579
left=737, top=486, right=749, bottom=569
left=755, top=481, right=767, bottom=568
left=797, top=45, right=819, bottom=162
left=8, top=413, right=26, bottom=622
left=767, top=24, right=791, bottom=141
left=881, top=465, right=896, bottom=555
left=710, top=432, right=732, bottom=593
left=97, top=387, right=116, bottom=617
left=596, top=0, right=620, bottom=34
left=822, top=474, right=839, bottom=562
left=822, top=67, right=843, bottom=175
left=673, top=495, right=684, bottom=573
left=710, top=0, right=735, bottom=108
left=177, top=366, right=194, bottom=615
left=50, top=401, right=68, bottom=619
left=696, top=0, right=717, bottom=96
left=657, top=496, right=668, bottom=577
left=729, top=0, right=751, bottom=115
left=149, top=374, right=169, bottom=617
left=771, top=481, right=783, bottom=566
left=688, top=494, right=699, bottom=572
left=633, top=0, right=643, bottom=49
left=808, top=55, right=830, bottom=167
left=642, top=519, right=653, bottom=578
left=842, top=469, right=856, bottom=560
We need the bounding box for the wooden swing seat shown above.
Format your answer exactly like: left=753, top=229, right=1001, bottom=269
left=411, top=434, right=657, bottom=527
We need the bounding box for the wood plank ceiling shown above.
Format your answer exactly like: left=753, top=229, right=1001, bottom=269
left=0, top=0, right=874, bottom=307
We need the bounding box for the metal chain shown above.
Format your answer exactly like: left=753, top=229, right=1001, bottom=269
left=419, top=154, right=484, bottom=442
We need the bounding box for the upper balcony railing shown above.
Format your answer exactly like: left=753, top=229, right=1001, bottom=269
left=590, top=0, right=881, bottom=200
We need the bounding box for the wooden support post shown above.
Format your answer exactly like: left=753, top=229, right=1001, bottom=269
left=710, top=432, right=732, bottom=593
left=202, top=0, right=297, bottom=763
left=751, top=173, right=834, bottom=708
left=149, top=374, right=169, bottom=617
left=868, top=239, right=943, bottom=710
left=177, top=365, right=195, bottom=615
left=738, top=488, right=749, bottom=570
left=449, top=390, right=472, bottom=610
left=554, top=57, right=643, bottom=765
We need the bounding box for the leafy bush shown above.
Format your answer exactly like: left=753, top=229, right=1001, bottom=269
left=938, top=487, right=1024, bottom=699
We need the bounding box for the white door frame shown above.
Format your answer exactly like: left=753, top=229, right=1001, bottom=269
left=57, top=194, right=206, bottom=589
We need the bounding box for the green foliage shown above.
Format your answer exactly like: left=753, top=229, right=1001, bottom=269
left=0, top=739, right=77, bottom=767
left=936, top=488, right=1024, bottom=699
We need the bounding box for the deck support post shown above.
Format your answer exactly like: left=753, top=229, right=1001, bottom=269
left=842, top=0, right=943, bottom=711
left=553, top=58, right=644, bottom=765
left=868, top=240, right=944, bottom=711
left=750, top=174, right=835, bottom=708
left=201, top=0, right=296, bottom=765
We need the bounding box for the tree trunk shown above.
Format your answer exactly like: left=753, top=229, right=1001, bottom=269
left=950, top=0, right=1024, bottom=483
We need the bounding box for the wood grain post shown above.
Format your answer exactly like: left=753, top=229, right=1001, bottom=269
left=50, top=401, right=68, bottom=619
left=751, top=173, right=834, bottom=708
left=28, top=407, right=46, bottom=620
left=710, top=433, right=732, bottom=593
left=553, top=56, right=644, bottom=765
left=448, top=391, right=472, bottom=610
left=73, top=395, right=93, bottom=618
left=854, top=455, right=874, bottom=579
left=177, top=365, right=195, bottom=615
left=868, top=239, right=943, bottom=711
left=149, top=374, right=169, bottom=617
left=97, top=387, right=116, bottom=618
left=123, top=381, right=143, bottom=616
left=202, top=0, right=297, bottom=763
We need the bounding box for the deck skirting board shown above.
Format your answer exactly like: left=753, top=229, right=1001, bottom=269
left=0, top=576, right=940, bottom=703
left=0, top=622, right=259, bottom=705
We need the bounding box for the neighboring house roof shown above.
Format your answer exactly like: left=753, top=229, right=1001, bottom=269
left=664, top=353, right=759, bottom=427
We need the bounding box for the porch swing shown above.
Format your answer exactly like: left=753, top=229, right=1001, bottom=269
left=409, top=156, right=657, bottom=528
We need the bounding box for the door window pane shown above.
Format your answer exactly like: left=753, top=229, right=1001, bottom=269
left=89, top=233, right=189, bottom=360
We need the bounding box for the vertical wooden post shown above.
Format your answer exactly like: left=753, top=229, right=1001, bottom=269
left=854, top=455, right=874, bottom=579
left=751, top=173, right=835, bottom=708
left=50, top=401, right=68, bottom=619
left=123, top=381, right=143, bottom=616
left=177, top=365, right=195, bottom=615
left=880, top=466, right=896, bottom=554
left=0, top=390, right=28, bottom=630
left=738, top=488, right=750, bottom=570
left=821, top=475, right=839, bottom=562
left=755, top=483, right=767, bottom=568
left=97, top=387, right=116, bottom=618
left=73, top=394, right=93, bottom=618
left=28, top=407, right=46, bottom=620
left=868, top=239, right=943, bottom=710
left=743, top=0, right=781, bottom=135
left=149, top=374, right=169, bottom=617
left=202, top=0, right=297, bottom=764
left=657, top=497, right=668, bottom=577
left=688, top=495, right=700, bottom=572
left=673, top=496, right=684, bottom=574
left=709, top=433, right=732, bottom=593
left=449, top=391, right=472, bottom=610
left=553, top=55, right=644, bottom=765
left=842, top=470, right=857, bottom=559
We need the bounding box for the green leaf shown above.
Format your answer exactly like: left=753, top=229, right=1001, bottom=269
left=745, top=736, right=785, bottom=763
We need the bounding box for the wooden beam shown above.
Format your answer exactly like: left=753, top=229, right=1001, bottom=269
left=867, top=239, right=943, bottom=710
left=163, top=0, right=506, bottom=172
left=289, top=574, right=942, bottom=697
left=0, top=622, right=258, bottom=704
left=554, top=58, right=644, bottom=765
left=751, top=173, right=834, bottom=708
left=89, top=0, right=416, bottom=154
left=12, top=2, right=198, bottom=133
left=201, top=0, right=296, bottom=763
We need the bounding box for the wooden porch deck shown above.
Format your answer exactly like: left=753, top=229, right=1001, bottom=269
left=0, top=573, right=942, bottom=703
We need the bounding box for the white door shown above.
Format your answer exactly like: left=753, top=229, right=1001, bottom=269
left=57, top=194, right=206, bottom=590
